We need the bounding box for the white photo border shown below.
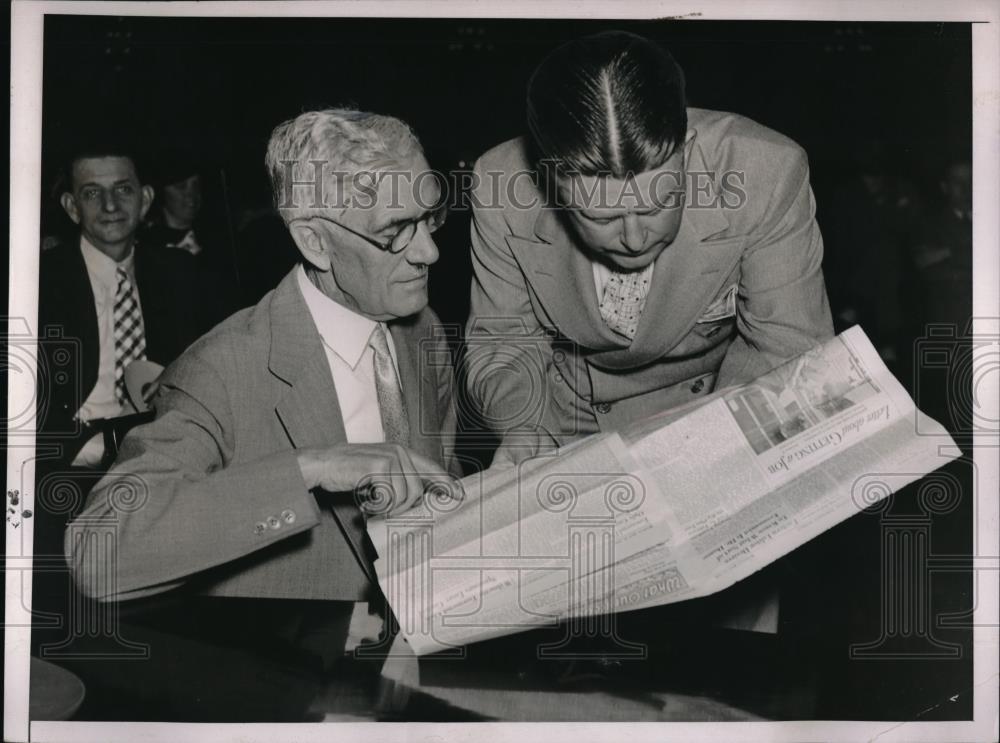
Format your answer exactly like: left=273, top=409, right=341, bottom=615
left=7, top=2, right=999, bottom=742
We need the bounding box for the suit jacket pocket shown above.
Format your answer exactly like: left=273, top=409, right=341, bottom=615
left=696, top=283, right=738, bottom=324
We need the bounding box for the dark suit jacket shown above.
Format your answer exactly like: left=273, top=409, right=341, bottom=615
left=36, top=240, right=209, bottom=466
left=466, top=108, right=835, bottom=443
left=66, top=266, right=460, bottom=604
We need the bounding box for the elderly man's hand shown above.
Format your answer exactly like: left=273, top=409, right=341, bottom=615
left=296, top=443, right=462, bottom=517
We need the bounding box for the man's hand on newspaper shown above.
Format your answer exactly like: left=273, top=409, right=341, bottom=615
left=296, top=443, right=463, bottom=517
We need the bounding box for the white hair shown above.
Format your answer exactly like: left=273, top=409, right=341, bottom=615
left=265, top=108, right=421, bottom=224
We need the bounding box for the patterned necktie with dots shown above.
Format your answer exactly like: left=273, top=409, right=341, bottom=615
left=112, top=266, right=147, bottom=405
left=598, top=269, right=651, bottom=341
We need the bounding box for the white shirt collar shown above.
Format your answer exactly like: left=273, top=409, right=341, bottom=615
left=79, top=235, right=136, bottom=291
left=296, top=264, right=380, bottom=370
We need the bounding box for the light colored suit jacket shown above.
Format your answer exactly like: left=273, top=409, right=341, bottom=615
left=466, top=107, right=834, bottom=444
left=66, top=267, right=460, bottom=602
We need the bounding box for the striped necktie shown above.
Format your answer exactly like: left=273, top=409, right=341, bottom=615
left=113, top=266, right=146, bottom=405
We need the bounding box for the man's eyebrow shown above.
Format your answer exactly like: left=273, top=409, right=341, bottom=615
left=371, top=213, right=419, bottom=233
left=371, top=203, right=437, bottom=233
left=79, top=178, right=134, bottom=189
left=579, top=209, right=616, bottom=220
left=579, top=204, right=665, bottom=219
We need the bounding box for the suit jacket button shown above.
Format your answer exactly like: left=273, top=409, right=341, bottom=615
left=254, top=522, right=266, bottom=535
left=281, top=509, right=296, bottom=524
left=691, top=379, right=705, bottom=394
left=595, top=402, right=612, bottom=414
left=267, top=516, right=281, bottom=530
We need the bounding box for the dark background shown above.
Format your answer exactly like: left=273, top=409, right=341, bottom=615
left=40, top=17, right=972, bottom=327
left=31, top=16, right=974, bottom=723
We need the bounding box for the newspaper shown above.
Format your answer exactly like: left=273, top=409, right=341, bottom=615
left=367, top=326, right=960, bottom=656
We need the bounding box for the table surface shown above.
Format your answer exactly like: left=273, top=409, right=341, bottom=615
left=36, top=598, right=804, bottom=722
left=309, top=625, right=776, bottom=722
left=29, top=658, right=86, bottom=722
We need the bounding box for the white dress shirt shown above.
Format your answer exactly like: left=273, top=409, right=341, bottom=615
left=296, top=265, right=400, bottom=443
left=72, top=237, right=142, bottom=467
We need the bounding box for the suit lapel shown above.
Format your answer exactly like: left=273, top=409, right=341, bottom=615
left=133, top=244, right=172, bottom=363
left=507, top=207, right=622, bottom=349
left=62, top=241, right=102, bottom=393
left=268, top=269, right=376, bottom=584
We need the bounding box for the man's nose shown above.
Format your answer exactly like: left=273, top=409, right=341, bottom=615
left=100, top=190, right=119, bottom=212
left=620, top=214, right=647, bottom=253
left=406, top=223, right=439, bottom=265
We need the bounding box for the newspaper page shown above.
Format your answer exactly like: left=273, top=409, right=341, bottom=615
left=368, top=326, right=960, bottom=655
left=366, top=432, right=681, bottom=655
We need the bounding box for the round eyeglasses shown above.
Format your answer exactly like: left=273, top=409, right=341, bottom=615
left=290, top=204, right=447, bottom=254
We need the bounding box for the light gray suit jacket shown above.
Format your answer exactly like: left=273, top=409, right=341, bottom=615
left=466, top=107, right=834, bottom=444
left=66, top=267, right=460, bottom=602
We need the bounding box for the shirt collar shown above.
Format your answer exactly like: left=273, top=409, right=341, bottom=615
left=79, top=235, right=136, bottom=290
left=296, top=264, right=379, bottom=370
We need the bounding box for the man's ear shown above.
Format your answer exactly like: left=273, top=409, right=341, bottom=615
left=288, top=220, right=331, bottom=271
left=59, top=192, right=81, bottom=225
left=139, top=185, right=155, bottom=221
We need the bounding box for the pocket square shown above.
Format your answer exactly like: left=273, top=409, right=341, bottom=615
left=698, top=284, right=738, bottom=323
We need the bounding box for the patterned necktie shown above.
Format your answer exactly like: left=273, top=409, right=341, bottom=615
left=113, top=266, right=146, bottom=405
left=598, top=269, right=651, bottom=340
left=369, top=323, right=410, bottom=446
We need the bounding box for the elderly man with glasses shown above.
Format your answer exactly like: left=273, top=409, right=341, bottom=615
left=65, top=109, right=463, bottom=685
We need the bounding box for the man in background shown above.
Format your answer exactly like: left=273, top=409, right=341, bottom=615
left=142, top=148, right=239, bottom=325
left=39, top=141, right=206, bottom=470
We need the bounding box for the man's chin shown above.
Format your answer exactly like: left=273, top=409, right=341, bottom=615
left=588, top=241, right=667, bottom=272
left=603, top=252, right=657, bottom=272
left=391, top=295, right=429, bottom=319
left=93, top=227, right=133, bottom=243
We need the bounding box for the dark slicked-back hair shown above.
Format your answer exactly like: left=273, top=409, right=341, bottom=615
left=526, top=31, right=687, bottom=178
left=56, top=130, right=146, bottom=196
